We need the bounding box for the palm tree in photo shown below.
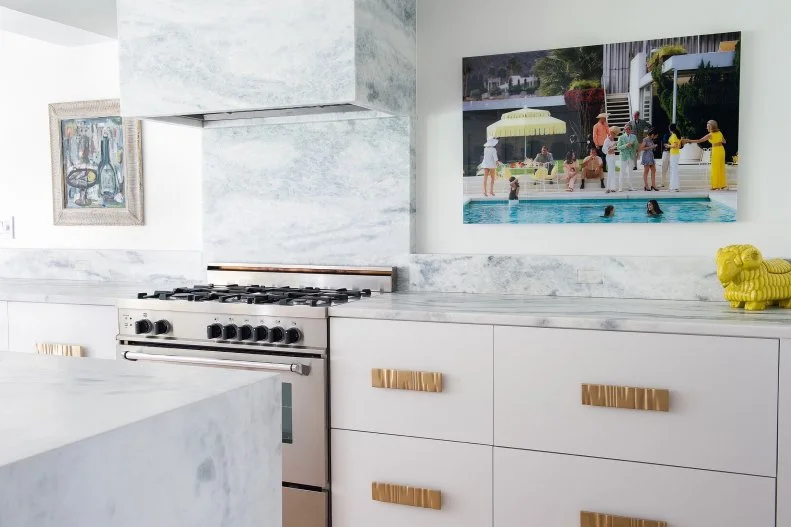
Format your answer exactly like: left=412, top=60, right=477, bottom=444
left=463, top=62, right=473, bottom=97
left=506, top=56, right=522, bottom=77
left=533, top=46, right=603, bottom=96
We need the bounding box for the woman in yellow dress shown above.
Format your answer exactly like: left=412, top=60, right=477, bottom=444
left=684, top=120, right=727, bottom=190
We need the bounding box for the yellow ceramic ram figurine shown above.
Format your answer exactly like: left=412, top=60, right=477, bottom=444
left=716, top=244, right=791, bottom=311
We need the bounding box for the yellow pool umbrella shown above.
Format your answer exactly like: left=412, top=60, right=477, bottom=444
left=486, top=107, right=567, bottom=158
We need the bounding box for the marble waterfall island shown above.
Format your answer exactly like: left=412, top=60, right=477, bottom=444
left=0, top=352, right=281, bottom=527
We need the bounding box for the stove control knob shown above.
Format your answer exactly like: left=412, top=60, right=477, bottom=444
left=285, top=327, right=302, bottom=344
left=269, top=326, right=285, bottom=343
left=207, top=323, right=223, bottom=339
left=153, top=320, right=171, bottom=335
left=239, top=324, right=253, bottom=341
left=252, top=325, right=269, bottom=342
left=221, top=324, right=239, bottom=340
left=134, top=319, right=153, bottom=335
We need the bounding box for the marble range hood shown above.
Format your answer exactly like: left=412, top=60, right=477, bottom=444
left=116, top=0, right=416, bottom=125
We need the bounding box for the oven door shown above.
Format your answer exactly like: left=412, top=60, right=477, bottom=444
left=118, top=344, right=328, bottom=490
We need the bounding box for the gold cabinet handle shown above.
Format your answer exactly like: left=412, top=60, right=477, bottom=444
left=581, top=384, right=669, bottom=412
left=371, top=368, right=443, bottom=393
left=371, top=482, right=442, bottom=510
left=36, top=343, right=84, bottom=357
left=581, top=510, right=667, bottom=527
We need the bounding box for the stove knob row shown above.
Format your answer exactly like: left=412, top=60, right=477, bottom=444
left=135, top=319, right=171, bottom=335
left=205, top=323, right=301, bottom=344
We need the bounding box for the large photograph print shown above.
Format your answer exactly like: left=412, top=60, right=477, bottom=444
left=462, top=31, right=741, bottom=224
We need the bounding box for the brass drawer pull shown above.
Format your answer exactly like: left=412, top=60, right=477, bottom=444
left=581, top=510, right=667, bottom=527
left=371, top=482, right=442, bottom=510
left=36, top=343, right=84, bottom=357
left=371, top=368, right=443, bottom=393
left=582, top=384, right=669, bottom=412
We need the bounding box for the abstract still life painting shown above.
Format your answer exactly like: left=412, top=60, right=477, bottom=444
left=49, top=99, right=143, bottom=225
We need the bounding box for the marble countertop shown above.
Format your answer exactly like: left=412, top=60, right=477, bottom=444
left=0, top=279, right=154, bottom=305
left=0, top=352, right=277, bottom=469
left=329, top=292, right=791, bottom=339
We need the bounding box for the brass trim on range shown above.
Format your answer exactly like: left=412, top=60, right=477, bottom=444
left=581, top=383, right=670, bottom=412
left=36, top=343, right=84, bottom=357
left=371, top=482, right=442, bottom=510
left=371, top=368, right=443, bottom=393
left=580, top=510, right=667, bottom=527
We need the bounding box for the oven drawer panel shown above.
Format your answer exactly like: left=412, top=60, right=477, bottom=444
left=283, top=486, right=327, bottom=527
left=330, top=318, right=493, bottom=444
left=331, top=429, right=492, bottom=527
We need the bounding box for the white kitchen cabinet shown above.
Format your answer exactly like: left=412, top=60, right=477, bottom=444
left=0, top=301, right=8, bottom=351
left=494, top=326, right=779, bottom=476
left=330, top=318, right=493, bottom=444
left=780, top=339, right=791, bottom=527
left=8, top=302, right=118, bottom=359
left=331, top=429, right=492, bottom=527
left=494, top=448, right=775, bottom=527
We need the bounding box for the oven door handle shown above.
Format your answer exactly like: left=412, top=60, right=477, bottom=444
left=123, top=351, right=310, bottom=376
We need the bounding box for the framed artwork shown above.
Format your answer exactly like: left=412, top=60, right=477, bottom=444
left=462, top=31, right=741, bottom=224
left=48, top=99, right=144, bottom=225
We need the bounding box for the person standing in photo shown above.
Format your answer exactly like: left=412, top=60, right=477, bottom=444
left=665, top=124, right=681, bottom=192
left=481, top=138, right=499, bottom=196
left=563, top=151, right=579, bottom=192
left=603, top=126, right=619, bottom=193
left=658, top=129, right=670, bottom=188
left=683, top=120, right=727, bottom=190
left=593, top=113, right=609, bottom=173
left=627, top=111, right=652, bottom=170
left=616, top=123, right=638, bottom=192
left=640, top=128, right=659, bottom=191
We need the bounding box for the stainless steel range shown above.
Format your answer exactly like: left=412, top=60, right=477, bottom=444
left=116, top=264, right=394, bottom=527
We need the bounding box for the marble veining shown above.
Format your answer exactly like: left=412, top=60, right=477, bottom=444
left=118, top=0, right=415, bottom=118
left=408, top=254, right=725, bottom=301
left=0, top=352, right=281, bottom=527
left=118, top=0, right=356, bottom=117
left=0, top=249, right=203, bottom=285
left=0, top=279, right=160, bottom=305
left=203, top=117, right=412, bottom=267
left=354, top=0, right=416, bottom=115
left=329, top=291, right=791, bottom=339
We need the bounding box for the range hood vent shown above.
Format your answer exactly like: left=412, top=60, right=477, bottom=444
left=153, top=104, right=373, bottom=127
left=117, top=0, right=415, bottom=125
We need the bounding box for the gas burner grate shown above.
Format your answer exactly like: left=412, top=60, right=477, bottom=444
left=136, top=285, right=372, bottom=306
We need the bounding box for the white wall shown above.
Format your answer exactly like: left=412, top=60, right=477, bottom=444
left=417, top=0, right=790, bottom=257
left=0, top=30, right=202, bottom=251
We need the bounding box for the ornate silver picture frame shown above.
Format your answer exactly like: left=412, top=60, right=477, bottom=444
left=49, top=99, right=144, bottom=225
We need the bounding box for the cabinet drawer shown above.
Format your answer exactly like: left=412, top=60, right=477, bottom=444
left=331, top=429, right=492, bottom=527
left=494, top=448, right=775, bottom=527
left=8, top=302, right=118, bottom=359
left=494, top=326, right=778, bottom=476
left=330, top=319, right=493, bottom=444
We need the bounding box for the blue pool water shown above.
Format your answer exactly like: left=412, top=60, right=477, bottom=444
left=464, top=197, right=736, bottom=224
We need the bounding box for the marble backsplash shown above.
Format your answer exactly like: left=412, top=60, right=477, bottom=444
left=408, top=254, right=725, bottom=302
left=203, top=115, right=413, bottom=266
left=0, top=249, right=204, bottom=285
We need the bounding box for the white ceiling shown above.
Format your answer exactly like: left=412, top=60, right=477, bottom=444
left=0, top=0, right=117, bottom=42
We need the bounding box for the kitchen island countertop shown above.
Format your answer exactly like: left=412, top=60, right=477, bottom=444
left=0, top=352, right=282, bottom=527
left=329, top=292, right=791, bottom=339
